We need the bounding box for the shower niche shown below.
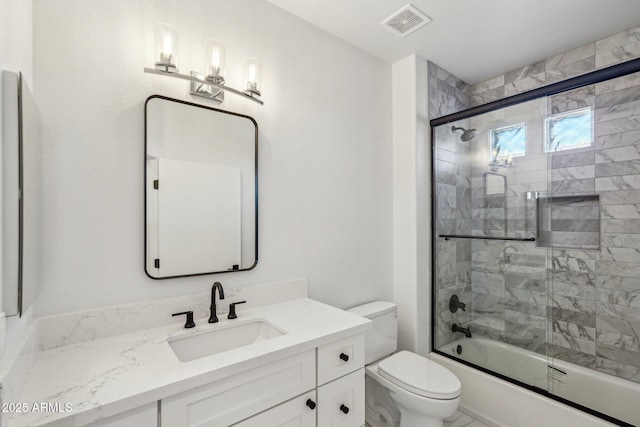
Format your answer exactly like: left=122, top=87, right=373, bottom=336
left=536, top=194, right=600, bottom=250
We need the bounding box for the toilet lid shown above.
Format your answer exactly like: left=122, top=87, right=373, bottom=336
left=378, top=351, right=461, bottom=399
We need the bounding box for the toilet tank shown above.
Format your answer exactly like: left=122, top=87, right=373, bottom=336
left=348, top=301, right=397, bottom=364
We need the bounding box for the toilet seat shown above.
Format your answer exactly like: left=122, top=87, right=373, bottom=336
left=377, top=351, right=461, bottom=400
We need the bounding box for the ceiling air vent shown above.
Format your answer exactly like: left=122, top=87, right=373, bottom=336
left=381, top=4, right=432, bottom=38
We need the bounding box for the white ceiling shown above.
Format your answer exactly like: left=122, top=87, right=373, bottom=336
left=265, top=0, right=640, bottom=84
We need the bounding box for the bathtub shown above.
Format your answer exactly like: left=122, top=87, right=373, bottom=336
left=432, top=337, right=640, bottom=427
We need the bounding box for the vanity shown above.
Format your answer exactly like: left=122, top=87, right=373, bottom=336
left=3, top=76, right=368, bottom=426
left=8, top=286, right=370, bottom=427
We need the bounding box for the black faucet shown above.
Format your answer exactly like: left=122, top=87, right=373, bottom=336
left=452, top=323, right=472, bottom=338
left=208, top=282, right=225, bottom=323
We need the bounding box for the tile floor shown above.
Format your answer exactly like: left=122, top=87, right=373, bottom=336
left=365, top=410, right=489, bottom=427
left=444, top=410, right=490, bottom=427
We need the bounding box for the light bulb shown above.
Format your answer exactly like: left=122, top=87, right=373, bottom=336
left=211, top=50, right=221, bottom=69
left=162, top=31, right=172, bottom=57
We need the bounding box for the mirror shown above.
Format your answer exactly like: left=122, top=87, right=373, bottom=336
left=145, top=96, right=258, bottom=279
left=2, top=70, right=42, bottom=316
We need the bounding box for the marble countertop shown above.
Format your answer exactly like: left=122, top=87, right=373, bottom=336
left=9, top=298, right=370, bottom=427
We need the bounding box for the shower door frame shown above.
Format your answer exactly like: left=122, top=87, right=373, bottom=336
left=430, top=57, right=640, bottom=427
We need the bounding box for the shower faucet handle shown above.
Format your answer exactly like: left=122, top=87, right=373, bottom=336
left=449, top=295, right=466, bottom=313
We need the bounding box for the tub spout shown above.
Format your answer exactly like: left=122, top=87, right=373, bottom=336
left=452, top=323, right=472, bottom=338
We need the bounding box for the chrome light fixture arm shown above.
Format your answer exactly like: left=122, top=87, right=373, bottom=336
left=143, top=67, right=264, bottom=105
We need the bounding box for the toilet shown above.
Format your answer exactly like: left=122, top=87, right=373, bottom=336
left=348, top=301, right=461, bottom=427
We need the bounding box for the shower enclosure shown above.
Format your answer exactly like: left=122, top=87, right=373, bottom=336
left=432, top=59, right=640, bottom=426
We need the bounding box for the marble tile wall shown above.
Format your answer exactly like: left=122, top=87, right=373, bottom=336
left=429, top=62, right=473, bottom=347
left=471, top=26, right=640, bottom=106
left=428, top=61, right=471, bottom=120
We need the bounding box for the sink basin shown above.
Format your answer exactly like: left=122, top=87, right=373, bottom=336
left=168, top=319, right=286, bottom=362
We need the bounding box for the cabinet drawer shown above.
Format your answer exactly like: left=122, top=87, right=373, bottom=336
left=232, top=390, right=317, bottom=427
left=91, top=402, right=157, bottom=427
left=317, top=334, right=364, bottom=385
left=317, top=368, right=364, bottom=427
left=161, top=350, right=315, bottom=427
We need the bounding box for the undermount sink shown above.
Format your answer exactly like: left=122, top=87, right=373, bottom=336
left=168, top=319, right=286, bottom=362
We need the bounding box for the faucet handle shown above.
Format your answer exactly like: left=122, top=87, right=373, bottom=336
left=172, top=311, right=195, bottom=328
left=449, top=295, right=466, bottom=313
left=228, top=301, right=247, bottom=319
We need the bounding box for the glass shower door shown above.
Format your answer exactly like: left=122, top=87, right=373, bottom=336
left=433, top=98, right=550, bottom=390
left=545, top=72, right=640, bottom=426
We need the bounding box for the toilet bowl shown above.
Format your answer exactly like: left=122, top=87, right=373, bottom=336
left=348, top=302, right=461, bottom=427
left=366, top=351, right=460, bottom=427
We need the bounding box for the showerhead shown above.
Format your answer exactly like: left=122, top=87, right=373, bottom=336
left=451, top=126, right=477, bottom=141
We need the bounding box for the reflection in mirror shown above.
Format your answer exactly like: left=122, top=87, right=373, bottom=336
left=1, top=70, right=42, bottom=316
left=145, top=96, right=258, bottom=279
left=1, top=71, right=19, bottom=315
left=485, top=172, right=507, bottom=233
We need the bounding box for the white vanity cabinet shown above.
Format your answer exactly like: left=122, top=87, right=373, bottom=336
left=161, top=350, right=316, bottom=427
left=160, top=333, right=365, bottom=427
left=11, top=297, right=372, bottom=427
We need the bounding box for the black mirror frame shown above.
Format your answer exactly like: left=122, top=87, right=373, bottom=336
left=143, top=95, right=258, bottom=279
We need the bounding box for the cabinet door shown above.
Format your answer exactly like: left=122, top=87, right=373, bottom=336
left=162, top=350, right=315, bottom=427
left=232, top=390, right=317, bottom=427
left=317, top=369, right=364, bottom=427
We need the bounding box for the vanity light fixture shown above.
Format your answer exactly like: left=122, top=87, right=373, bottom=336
left=144, top=26, right=263, bottom=105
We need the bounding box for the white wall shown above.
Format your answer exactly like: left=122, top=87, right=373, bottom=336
left=391, top=55, right=430, bottom=355
left=0, top=0, right=32, bottom=86
left=31, top=0, right=393, bottom=316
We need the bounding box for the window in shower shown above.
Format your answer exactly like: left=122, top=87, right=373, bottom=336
left=543, top=106, right=593, bottom=153
left=489, top=122, right=526, bottom=162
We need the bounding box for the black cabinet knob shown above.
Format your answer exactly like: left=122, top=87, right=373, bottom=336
left=339, top=352, right=349, bottom=362
left=306, top=399, right=316, bottom=410
left=340, top=404, right=349, bottom=414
